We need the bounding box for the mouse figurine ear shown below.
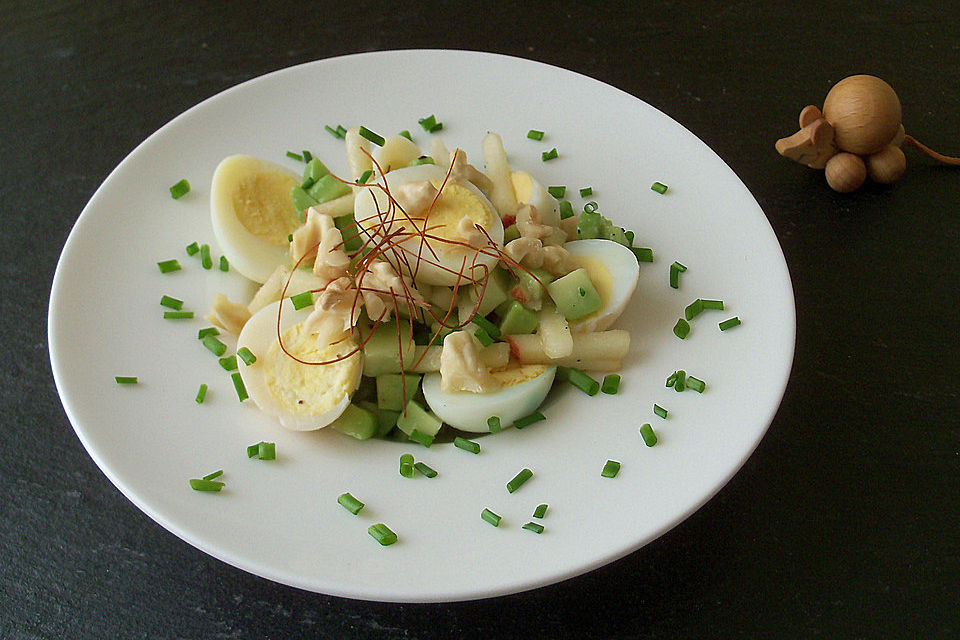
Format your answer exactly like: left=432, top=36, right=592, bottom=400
left=775, top=105, right=838, bottom=169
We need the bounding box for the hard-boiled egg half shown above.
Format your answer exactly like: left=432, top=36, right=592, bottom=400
left=237, top=298, right=363, bottom=431
left=511, top=170, right=561, bottom=226
left=353, top=164, right=504, bottom=287
left=421, top=364, right=556, bottom=433
left=211, top=155, right=303, bottom=284
left=562, top=239, right=640, bottom=333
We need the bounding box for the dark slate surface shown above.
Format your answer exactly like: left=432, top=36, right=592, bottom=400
left=4, top=1, right=958, bottom=638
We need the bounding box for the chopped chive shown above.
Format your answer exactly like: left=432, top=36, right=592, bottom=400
left=202, top=469, right=223, bottom=481
left=583, top=201, right=599, bottom=214
left=428, top=122, right=443, bottom=133
left=237, top=347, right=257, bottom=366
left=639, top=423, right=658, bottom=446
left=701, top=299, right=724, bottom=310
left=506, top=468, right=533, bottom=493
left=157, top=259, right=181, bottom=274
left=601, top=374, right=621, bottom=395
left=231, top=372, right=247, bottom=401
left=408, top=428, right=434, bottom=447
left=189, top=478, right=223, bottom=491
left=163, top=311, right=194, bottom=320
left=579, top=186, right=593, bottom=197
left=195, top=383, right=207, bottom=404
left=673, top=318, right=691, bottom=339
left=601, top=459, right=621, bottom=478
left=471, top=315, right=500, bottom=340
left=335, top=125, right=347, bottom=138
left=301, top=150, right=312, bottom=163
left=218, top=355, right=238, bottom=371
left=454, top=437, right=480, bottom=454
left=719, top=316, right=741, bottom=331
left=653, top=403, right=668, bottom=419
left=417, top=114, right=437, bottom=131
left=414, top=461, right=437, bottom=478
left=665, top=372, right=678, bottom=388
left=219, top=255, right=229, bottom=272
left=169, top=179, right=190, bottom=199
left=541, top=147, right=558, bottom=161
left=566, top=369, right=600, bottom=396
left=202, top=334, right=227, bottom=357
left=651, top=181, right=668, bottom=194
left=686, top=376, right=706, bottom=393
left=338, top=492, right=364, bottom=515
left=200, top=244, right=212, bottom=270
left=685, top=299, right=704, bottom=320
left=246, top=444, right=259, bottom=458
left=533, top=503, right=548, bottom=518
left=673, top=370, right=687, bottom=392
left=286, top=150, right=304, bottom=161
left=114, top=376, right=138, bottom=384
left=160, top=295, right=183, bottom=310
left=398, top=129, right=412, bottom=140
left=547, top=185, right=566, bottom=198
left=481, top=508, right=501, bottom=527
left=358, top=126, right=385, bottom=146
left=259, top=441, right=276, bottom=460
left=356, top=169, right=373, bottom=185
left=514, top=411, right=545, bottom=429
left=473, top=326, right=494, bottom=347
left=527, top=129, right=544, bottom=141
left=522, top=522, right=545, bottom=534
left=368, top=523, right=398, bottom=546
left=399, top=453, right=415, bottom=478
left=632, top=247, right=654, bottom=263
left=290, top=290, right=313, bottom=310
left=558, top=200, right=574, bottom=219
left=185, top=241, right=200, bottom=256
left=487, top=416, right=502, bottom=433
left=411, top=155, right=435, bottom=166
left=197, top=326, right=219, bottom=339
left=669, top=261, right=687, bottom=289
left=625, top=230, right=635, bottom=246
left=324, top=125, right=342, bottom=139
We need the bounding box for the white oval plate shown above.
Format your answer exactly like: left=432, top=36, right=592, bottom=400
left=49, top=50, right=795, bottom=602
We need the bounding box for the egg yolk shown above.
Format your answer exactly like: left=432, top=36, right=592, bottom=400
left=231, top=171, right=301, bottom=247
left=424, top=180, right=493, bottom=243
left=490, top=364, right=549, bottom=386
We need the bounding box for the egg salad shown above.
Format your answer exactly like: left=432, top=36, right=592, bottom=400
left=206, top=126, right=641, bottom=440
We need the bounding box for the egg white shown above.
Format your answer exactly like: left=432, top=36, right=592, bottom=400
left=562, top=239, right=640, bottom=333
left=511, top=170, right=561, bottom=227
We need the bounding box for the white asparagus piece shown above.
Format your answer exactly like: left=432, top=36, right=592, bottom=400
left=481, top=132, right=518, bottom=218
left=345, top=126, right=373, bottom=182
left=408, top=342, right=509, bottom=373
left=537, top=305, right=574, bottom=359
left=503, top=330, right=630, bottom=369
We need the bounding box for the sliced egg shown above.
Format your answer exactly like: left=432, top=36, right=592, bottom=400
left=237, top=299, right=363, bottom=431
left=211, top=155, right=302, bottom=284
left=353, top=164, right=504, bottom=287
left=511, top=170, right=561, bottom=227
left=562, top=239, right=640, bottom=333
left=422, top=364, right=556, bottom=433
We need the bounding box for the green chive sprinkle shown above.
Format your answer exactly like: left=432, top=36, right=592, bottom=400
left=625, top=230, right=635, bottom=246
left=522, top=522, right=544, bottom=534
left=454, top=437, right=480, bottom=454
left=601, top=459, right=621, bottom=478
left=368, top=523, right=398, bottom=546
left=200, top=244, right=212, bottom=270
left=414, top=461, right=437, bottom=478
left=428, top=122, right=443, bottom=133
left=338, top=492, right=364, bottom=515
left=669, top=261, right=687, bottom=289
left=651, top=181, right=668, bottom=194
left=408, top=429, right=434, bottom=447
left=665, top=371, right=678, bottom=388
left=473, top=326, right=494, bottom=347
left=533, top=503, right=548, bottom=518
left=583, top=201, right=599, bottom=214
left=673, top=370, right=687, bottom=392
left=163, top=311, right=194, bottom=320
left=471, top=315, right=501, bottom=340
left=323, top=126, right=340, bottom=139
left=653, top=404, right=668, bottom=419
left=398, top=129, right=412, bottom=140
left=218, top=355, right=238, bottom=371
left=418, top=114, right=437, bottom=131
left=246, top=441, right=275, bottom=459
left=336, top=125, right=347, bottom=138
left=202, top=334, right=227, bottom=357
left=219, top=256, right=229, bottom=272
left=237, top=347, right=257, bottom=366
left=527, top=129, right=545, bottom=141
left=301, top=150, right=312, bottom=163
left=632, top=247, right=654, bottom=263
left=160, top=295, right=183, bottom=310
left=686, top=376, right=706, bottom=393
left=246, top=444, right=259, bottom=458
left=114, top=376, right=138, bottom=384
left=487, top=416, right=502, bottom=433
left=601, top=374, right=621, bottom=394
left=169, top=179, right=190, bottom=199
left=189, top=478, right=223, bottom=492
left=290, top=290, right=313, bottom=310
left=702, top=299, right=724, bottom=310
left=541, top=147, right=558, bottom=161
left=202, top=469, right=223, bottom=481
left=685, top=299, right=704, bottom=320
left=399, top=453, right=415, bottom=478
left=639, top=423, right=658, bottom=446
left=673, top=318, right=691, bottom=339
left=566, top=368, right=600, bottom=396
left=547, top=186, right=566, bottom=198
left=558, top=200, right=574, bottom=219
left=481, top=508, right=501, bottom=527
left=514, top=411, right=545, bottom=429
left=286, top=150, right=304, bottom=161
left=719, top=316, right=741, bottom=331
left=195, top=383, right=207, bottom=404
left=356, top=169, right=373, bottom=185
left=358, top=126, right=385, bottom=146
left=197, top=327, right=219, bottom=339
left=579, top=187, right=593, bottom=197
left=506, top=468, right=533, bottom=493
left=157, top=259, right=181, bottom=274
left=185, top=242, right=200, bottom=256
left=411, top=155, right=435, bottom=166
left=231, top=372, right=247, bottom=401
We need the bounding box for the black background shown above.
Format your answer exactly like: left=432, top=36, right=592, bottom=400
left=4, top=1, right=959, bottom=638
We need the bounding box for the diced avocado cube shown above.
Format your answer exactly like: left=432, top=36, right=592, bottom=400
left=503, top=224, right=521, bottom=244
left=606, top=225, right=629, bottom=246
left=547, top=268, right=602, bottom=321
left=395, top=399, right=443, bottom=437
left=511, top=268, right=554, bottom=308
left=466, top=266, right=511, bottom=318
left=361, top=321, right=417, bottom=376
left=291, top=186, right=319, bottom=221
left=301, top=157, right=330, bottom=189
left=577, top=210, right=604, bottom=239
left=499, top=300, right=540, bottom=335
left=375, top=409, right=400, bottom=437
left=376, top=373, right=422, bottom=412
left=307, top=174, right=351, bottom=204
left=330, top=404, right=378, bottom=440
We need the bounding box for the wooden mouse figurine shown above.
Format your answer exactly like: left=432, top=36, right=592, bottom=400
left=776, top=74, right=958, bottom=192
